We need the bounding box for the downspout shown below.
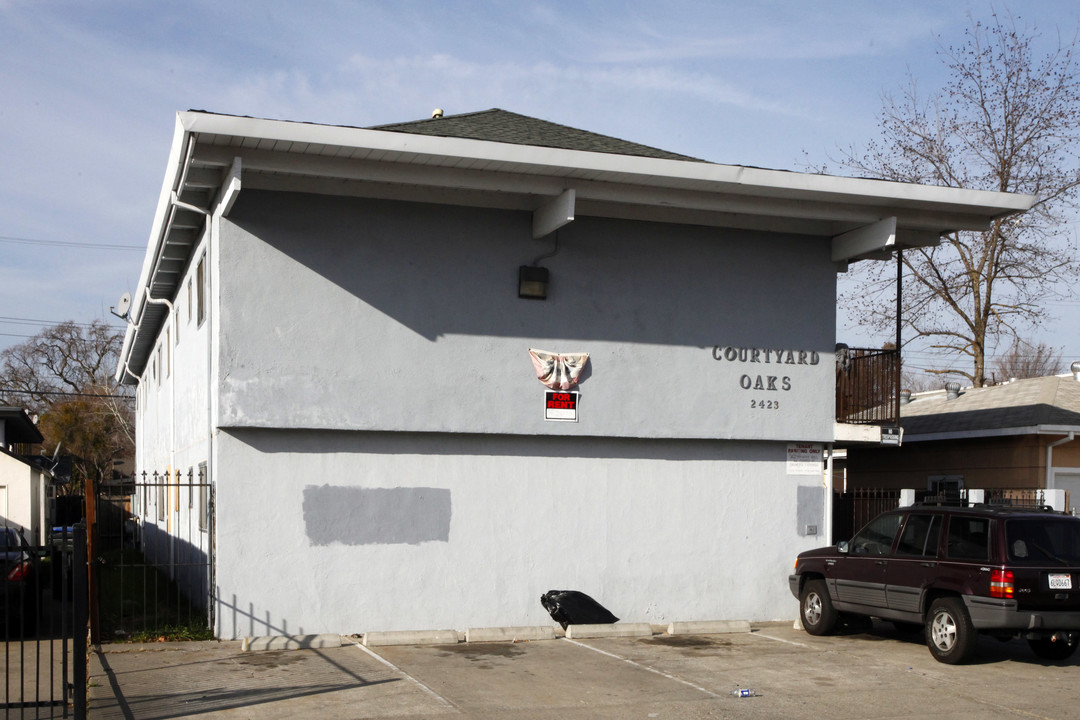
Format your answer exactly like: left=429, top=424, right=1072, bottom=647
left=1046, top=432, right=1075, bottom=488
left=118, top=294, right=173, bottom=385
left=824, top=444, right=834, bottom=544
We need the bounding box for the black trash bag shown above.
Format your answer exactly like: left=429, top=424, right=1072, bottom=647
left=540, top=590, right=619, bottom=630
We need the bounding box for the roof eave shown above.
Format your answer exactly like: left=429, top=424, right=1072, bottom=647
left=116, top=110, right=1037, bottom=381
left=175, top=111, right=1034, bottom=219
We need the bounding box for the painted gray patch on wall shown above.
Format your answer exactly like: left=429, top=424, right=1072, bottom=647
left=303, top=486, right=451, bottom=545
left=796, top=485, right=824, bottom=537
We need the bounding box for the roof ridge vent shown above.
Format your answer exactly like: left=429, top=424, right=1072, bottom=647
left=945, top=381, right=962, bottom=400
left=1071, top=360, right=1080, bottom=382
left=432, top=108, right=444, bottom=118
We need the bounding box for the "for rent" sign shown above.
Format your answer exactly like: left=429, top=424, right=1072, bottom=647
left=545, top=391, right=579, bottom=422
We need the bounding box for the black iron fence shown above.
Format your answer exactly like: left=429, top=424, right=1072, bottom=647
left=981, top=487, right=1072, bottom=509
left=833, top=487, right=1075, bottom=544
left=832, top=488, right=902, bottom=544
left=92, top=470, right=214, bottom=643
left=1, top=522, right=87, bottom=719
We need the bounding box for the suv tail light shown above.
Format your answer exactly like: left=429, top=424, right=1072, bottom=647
left=7, top=560, right=32, bottom=582
left=990, top=569, right=1014, bottom=599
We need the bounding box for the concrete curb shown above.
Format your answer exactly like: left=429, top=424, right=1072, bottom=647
left=667, top=620, right=752, bottom=635
left=363, top=629, right=460, bottom=647
left=241, top=634, right=344, bottom=652
left=465, top=626, right=556, bottom=643
left=99, top=639, right=245, bottom=653
left=231, top=619, right=764, bottom=651
left=565, top=623, right=653, bottom=639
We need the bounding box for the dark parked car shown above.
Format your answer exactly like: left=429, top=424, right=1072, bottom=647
left=1, top=527, right=39, bottom=636
left=789, top=503, right=1080, bottom=664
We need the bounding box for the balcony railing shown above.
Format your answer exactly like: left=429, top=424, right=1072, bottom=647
left=835, top=346, right=900, bottom=425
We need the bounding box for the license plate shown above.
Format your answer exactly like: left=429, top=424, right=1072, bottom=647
left=1048, top=574, right=1072, bottom=590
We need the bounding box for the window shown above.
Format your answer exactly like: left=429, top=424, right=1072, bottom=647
left=946, top=516, right=990, bottom=560
left=175, top=310, right=180, bottom=346
left=896, top=514, right=941, bottom=557
left=187, top=278, right=192, bottom=323
left=165, top=328, right=171, bottom=377
left=197, top=463, right=209, bottom=532
left=196, top=255, right=206, bottom=326
left=928, top=475, right=964, bottom=496
left=1006, top=519, right=1080, bottom=564
left=851, top=513, right=902, bottom=555
left=156, top=475, right=166, bottom=521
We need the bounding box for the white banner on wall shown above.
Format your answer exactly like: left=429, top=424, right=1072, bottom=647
left=787, top=442, right=823, bottom=476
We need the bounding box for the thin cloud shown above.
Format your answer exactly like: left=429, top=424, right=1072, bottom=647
left=338, top=53, right=804, bottom=119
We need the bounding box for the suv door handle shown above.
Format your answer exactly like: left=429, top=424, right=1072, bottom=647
left=874, top=560, right=887, bottom=566
left=920, top=562, right=937, bottom=568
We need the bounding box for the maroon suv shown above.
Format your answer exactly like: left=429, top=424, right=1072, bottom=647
left=789, top=503, right=1080, bottom=664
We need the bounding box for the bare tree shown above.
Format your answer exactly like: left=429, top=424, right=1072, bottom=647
left=837, top=13, right=1080, bottom=387
left=0, top=320, right=133, bottom=490
left=992, top=340, right=1065, bottom=382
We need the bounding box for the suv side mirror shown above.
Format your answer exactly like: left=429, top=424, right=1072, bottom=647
left=837, top=540, right=850, bottom=554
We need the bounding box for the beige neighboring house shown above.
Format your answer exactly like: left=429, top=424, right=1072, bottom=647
left=846, top=367, right=1080, bottom=513
left=0, top=407, right=47, bottom=543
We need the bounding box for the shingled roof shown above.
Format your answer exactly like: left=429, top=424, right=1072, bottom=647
left=370, top=108, right=703, bottom=162
left=899, top=374, right=1080, bottom=439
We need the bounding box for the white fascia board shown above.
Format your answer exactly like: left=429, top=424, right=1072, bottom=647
left=176, top=112, right=1035, bottom=219
left=900, top=426, right=1038, bottom=442
left=900, top=424, right=1080, bottom=443
left=1038, top=426, right=1080, bottom=436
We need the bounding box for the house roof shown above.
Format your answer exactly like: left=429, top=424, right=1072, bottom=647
left=0, top=407, right=44, bottom=445
left=899, top=374, right=1080, bottom=441
left=116, top=108, right=1035, bottom=385
left=370, top=109, right=703, bottom=162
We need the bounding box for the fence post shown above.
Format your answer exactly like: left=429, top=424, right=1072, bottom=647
left=1044, top=489, right=1066, bottom=512
left=73, top=521, right=88, bottom=720
left=85, top=473, right=100, bottom=646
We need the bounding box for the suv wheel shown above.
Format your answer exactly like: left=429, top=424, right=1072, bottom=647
left=1028, top=634, right=1079, bottom=661
left=800, top=579, right=837, bottom=636
left=926, top=597, right=977, bottom=664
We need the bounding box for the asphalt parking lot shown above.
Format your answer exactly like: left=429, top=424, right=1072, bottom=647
left=89, top=620, right=1080, bottom=720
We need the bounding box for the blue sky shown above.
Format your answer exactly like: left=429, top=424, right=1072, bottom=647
left=1, top=0, right=1078, bottom=376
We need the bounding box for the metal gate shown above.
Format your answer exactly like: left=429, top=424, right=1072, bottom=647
left=2, top=523, right=87, bottom=719
left=91, top=470, right=214, bottom=644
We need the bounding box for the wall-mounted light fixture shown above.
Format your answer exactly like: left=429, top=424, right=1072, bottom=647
left=518, top=265, right=549, bottom=300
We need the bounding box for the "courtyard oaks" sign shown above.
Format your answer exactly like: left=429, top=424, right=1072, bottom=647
left=711, top=345, right=822, bottom=407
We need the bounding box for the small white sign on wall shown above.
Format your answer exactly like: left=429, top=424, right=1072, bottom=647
left=787, top=442, right=823, bottom=476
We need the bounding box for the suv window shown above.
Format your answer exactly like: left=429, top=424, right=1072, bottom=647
left=850, top=512, right=902, bottom=555
left=896, top=514, right=941, bottom=557
left=946, top=515, right=990, bottom=560
left=1006, top=518, right=1080, bottom=565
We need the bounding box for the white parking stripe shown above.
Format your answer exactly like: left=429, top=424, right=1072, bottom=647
left=352, top=642, right=459, bottom=711
left=562, top=638, right=724, bottom=698
left=748, top=632, right=812, bottom=648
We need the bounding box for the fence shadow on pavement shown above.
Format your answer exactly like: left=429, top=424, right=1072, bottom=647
left=91, top=642, right=400, bottom=720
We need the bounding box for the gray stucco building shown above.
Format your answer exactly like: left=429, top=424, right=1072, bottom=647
left=117, top=109, right=1030, bottom=638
